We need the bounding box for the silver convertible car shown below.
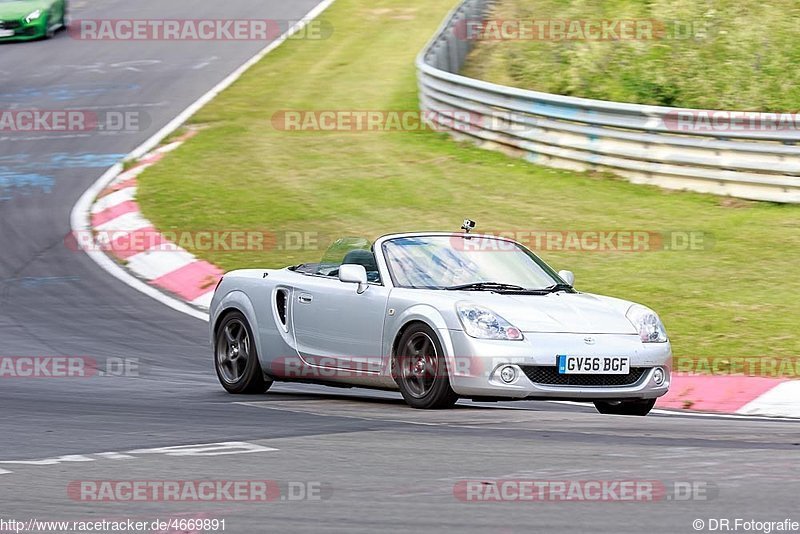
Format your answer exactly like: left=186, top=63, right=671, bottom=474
left=210, top=228, right=672, bottom=415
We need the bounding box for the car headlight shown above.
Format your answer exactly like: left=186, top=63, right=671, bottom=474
left=25, top=9, right=42, bottom=23
left=456, top=303, right=523, bottom=341
left=626, top=304, right=668, bottom=343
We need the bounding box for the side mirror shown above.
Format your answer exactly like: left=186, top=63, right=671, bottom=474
left=558, top=270, right=575, bottom=286
left=339, top=264, right=368, bottom=294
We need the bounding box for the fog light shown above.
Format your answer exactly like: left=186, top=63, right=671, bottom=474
left=499, top=366, right=517, bottom=384
left=653, top=367, right=665, bottom=386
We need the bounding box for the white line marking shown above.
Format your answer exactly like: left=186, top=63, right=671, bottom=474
left=95, top=452, right=135, bottom=460
left=0, top=442, right=278, bottom=475
left=548, top=400, right=800, bottom=421
left=651, top=408, right=800, bottom=421
left=192, top=56, right=219, bottom=70
left=154, top=141, right=184, bottom=154
left=0, top=133, right=93, bottom=142
left=554, top=400, right=800, bottom=421
left=127, top=442, right=278, bottom=456
left=190, top=291, right=215, bottom=310
left=69, top=0, right=339, bottom=322
left=0, top=455, right=94, bottom=466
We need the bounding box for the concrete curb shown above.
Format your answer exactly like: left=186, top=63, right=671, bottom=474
left=657, top=375, right=799, bottom=418
left=86, top=132, right=221, bottom=312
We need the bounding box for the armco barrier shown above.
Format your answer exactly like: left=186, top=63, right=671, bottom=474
left=417, top=0, right=800, bottom=203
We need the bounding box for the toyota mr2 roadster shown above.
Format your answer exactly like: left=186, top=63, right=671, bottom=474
left=210, top=227, right=671, bottom=415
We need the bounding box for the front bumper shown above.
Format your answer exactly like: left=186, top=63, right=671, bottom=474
left=0, top=19, right=47, bottom=42
left=444, top=329, right=671, bottom=400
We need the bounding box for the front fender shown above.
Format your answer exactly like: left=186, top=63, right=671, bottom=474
left=385, top=304, right=459, bottom=382
left=210, top=289, right=262, bottom=362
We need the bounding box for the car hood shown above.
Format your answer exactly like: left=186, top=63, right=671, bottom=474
left=0, top=0, right=47, bottom=19
left=456, top=291, right=639, bottom=335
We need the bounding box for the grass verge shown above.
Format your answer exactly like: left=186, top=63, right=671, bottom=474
left=136, top=0, right=800, bottom=365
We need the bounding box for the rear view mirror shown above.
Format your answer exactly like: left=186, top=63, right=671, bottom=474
left=339, top=264, right=368, bottom=294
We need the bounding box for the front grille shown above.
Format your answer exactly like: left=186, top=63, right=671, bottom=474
left=521, top=366, right=648, bottom=387
left=0, top=20, right=22, bottom=30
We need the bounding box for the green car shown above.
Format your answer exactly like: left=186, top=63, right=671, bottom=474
left=0, top=0, right=66, bottom=42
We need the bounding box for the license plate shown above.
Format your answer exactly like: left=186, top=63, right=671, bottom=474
left=557, top=355, right=630, bottom=375
left=0, top=30, right=15, bottom=37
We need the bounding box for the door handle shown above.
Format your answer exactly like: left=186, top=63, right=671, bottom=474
left=298, top=293, right=313, bottom=304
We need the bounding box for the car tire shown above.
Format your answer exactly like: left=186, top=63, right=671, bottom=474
left=214, top=311, right=272, bottom=394
left=394, top=323, right=458, bottom=409
left=44, top=16, right=55, bottom=39
left=594, top=398, right=656, bottom=416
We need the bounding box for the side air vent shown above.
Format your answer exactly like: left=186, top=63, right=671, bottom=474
left=275, top=288, right=288, bottom=328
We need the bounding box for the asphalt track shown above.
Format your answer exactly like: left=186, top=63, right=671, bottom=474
left=0, top=1, right=798, bottom=533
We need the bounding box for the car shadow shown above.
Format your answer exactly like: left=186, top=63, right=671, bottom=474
left=259, top=387, right=534, bottom=411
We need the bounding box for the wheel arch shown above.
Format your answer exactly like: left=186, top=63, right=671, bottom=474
left=210, top=290, right=262, bottom=362
left=388, top=305, right=457, bottom=382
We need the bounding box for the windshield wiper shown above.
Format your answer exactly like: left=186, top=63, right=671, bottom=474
left=444, top=281, right=575, bottom=294
left=445, top=282, right=529, bottom=292
left=542, top=283, right=574, bottom=293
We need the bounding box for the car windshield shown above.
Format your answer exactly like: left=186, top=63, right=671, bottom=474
left=310, top=236, right=382, bottom=283
left=382, top=235, right=564, bottom=290
left=315, top=237, right=372, bottom=276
